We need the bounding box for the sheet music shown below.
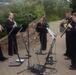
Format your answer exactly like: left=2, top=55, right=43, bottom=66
left=47, top=28, right=56, bottom=39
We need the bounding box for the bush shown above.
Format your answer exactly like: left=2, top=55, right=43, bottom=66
left=0, top=2, right=45, bottom=38
left=49, top=15, right=60, bottom=21
left=70, top=0, right=76, bottom=13
left=0, top=0, right=72, bottom=38
left=43, top=0, right=72, bottom=20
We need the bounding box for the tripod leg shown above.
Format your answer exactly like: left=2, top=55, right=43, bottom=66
left=21, top=33, right=28, bottom=53
left=21, top=33, right=31, bottom=58
left=17, top=69, right=28, bottom=74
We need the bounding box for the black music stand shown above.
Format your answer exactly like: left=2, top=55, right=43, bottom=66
left=26, top=38, right=56, bottom=75
left=26, top=28, right=57, bottom=75
left=17, top=26, right=31, bottom=74
left=17, top=15, right=33, bottom=74
left=8, top=25, right=28, bottom=67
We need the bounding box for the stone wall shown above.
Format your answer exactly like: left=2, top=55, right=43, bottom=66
left=0, top=18, right=41, bottom=51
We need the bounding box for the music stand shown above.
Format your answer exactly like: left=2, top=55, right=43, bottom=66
left=8, top=25, right=28, bottom=67
left=40, top=28, right=57, bottom=74
left=24, top=28, right=57, bottom=75
left=17, top=15, right=33, bottom=74
left=20, top=24, right=31, bottom=58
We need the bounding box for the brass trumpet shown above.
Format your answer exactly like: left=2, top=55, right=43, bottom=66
left=60, top=21, right=72, bottom=37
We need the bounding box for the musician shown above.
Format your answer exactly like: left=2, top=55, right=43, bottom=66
left=67, top=13, right=76, bottom=70
left=36, top=17, right=49, bottom=54
left=60, top=11, right=72, bottom=59
left=5, top=12, right=18, bottom=56
left=0, top=25, right=8, bottom=61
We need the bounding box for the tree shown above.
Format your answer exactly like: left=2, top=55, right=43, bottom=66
left=70, top=0, right=76, bottom=13
left=43, top=0, right=72, bottom=21
left=0, top=0, right=12, bottom=2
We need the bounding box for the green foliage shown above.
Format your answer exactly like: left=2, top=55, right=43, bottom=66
left=70, top=0, right=76, bottom=13
left=1, top=2, right=44, bottom=24
left=49, top=14, right=60, bottom=21
left=0, top=0, right=72, bottom=38
left=43, top=0, right=72, bottom=20
left=0, top=1, right=45, bottom=38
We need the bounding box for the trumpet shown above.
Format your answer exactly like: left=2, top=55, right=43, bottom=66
left=60, top=21, right=72, bottom=37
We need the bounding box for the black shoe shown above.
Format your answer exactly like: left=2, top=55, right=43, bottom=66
left=14, top=52, right=17, bottom=54
left=69, top=67, right=76, bottom=70
left=63, top=53, right=68, bottom=56
left=70, top=65, right=73, bottom=67
left=42, top=49, right=46, bottom=51
left=0, top=58, right=5, bottom=61
left=0, top=57, right=8, bottom=61
left=3, top=57, right=8, bottom=60
left=64, top=57, right=70, bottom=60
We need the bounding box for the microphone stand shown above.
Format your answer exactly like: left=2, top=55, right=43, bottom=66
left=19, top=24, right=31, bottom=59
left=17, top=18, right=32, bottom=74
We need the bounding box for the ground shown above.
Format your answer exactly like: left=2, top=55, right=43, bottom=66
left=0, top=21, right=76, bottom=75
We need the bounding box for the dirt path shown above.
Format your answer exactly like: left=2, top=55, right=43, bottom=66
left=0, top=21, right=76, bottom=75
